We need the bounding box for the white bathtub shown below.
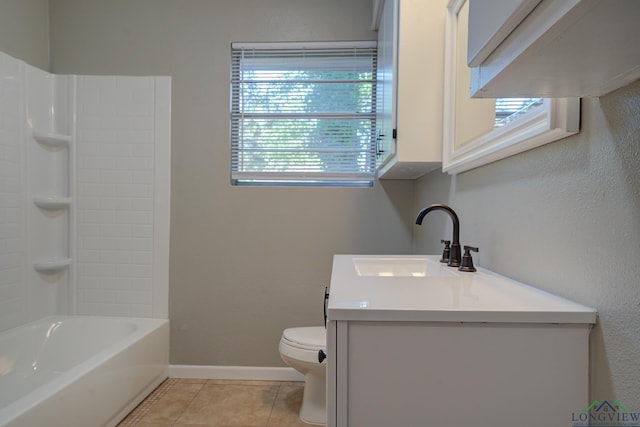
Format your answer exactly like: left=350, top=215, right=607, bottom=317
left=0, top=316, right=169, bottom=427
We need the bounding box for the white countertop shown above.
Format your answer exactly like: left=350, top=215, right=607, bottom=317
left=327, top=255, right=597, bottom=323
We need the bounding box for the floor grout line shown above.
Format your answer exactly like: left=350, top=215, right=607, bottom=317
left=171, top=379, right=206, bottom=426
left=266, top=383, right=283, bottom=427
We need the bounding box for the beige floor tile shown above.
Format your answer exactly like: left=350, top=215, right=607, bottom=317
left=173, top=425, right=258, bottom=427
left=139, top=383, right=203, bottom=424
left=178, top=378, right=208, bottom=384
left=267, top=384, right=312, bottom=427
left=277, top=381, right=305, bottom=387
left=117, top=379, right=179, bottom=427
left=119, top=379, right=310, bottom=427
left=164, top=382, right=205, bottom=398
left=138, top=396, right=194, bottom=424
left=128, top=422, right=172, bottom=427
left=206, top=379, right=284, bottom=386
left=173, top=425, right=259, bottom=427
left=177, top=383, right=280, bottom=426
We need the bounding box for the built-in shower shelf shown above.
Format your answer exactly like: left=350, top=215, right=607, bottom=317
left=33, top=196, right=72, bottom=210
left=33, top=257, right=72, bottom=274
left=32, top=131, right=72, bottom=148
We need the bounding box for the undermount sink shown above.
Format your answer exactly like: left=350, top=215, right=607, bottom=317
left=352, top=256, right=456, bottom=277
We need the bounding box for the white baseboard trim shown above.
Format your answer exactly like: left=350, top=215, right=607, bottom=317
left=169, top=365, right=304, bottom=382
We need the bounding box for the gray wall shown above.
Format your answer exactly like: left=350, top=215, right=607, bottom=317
left=48, top=0, right=415, bottom=366
left=0, top=0, right=49, bottom=70
left=414, top=85, right=640, bottom=406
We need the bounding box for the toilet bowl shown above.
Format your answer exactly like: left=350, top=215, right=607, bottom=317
left=279, top=326, right=327, bottom=425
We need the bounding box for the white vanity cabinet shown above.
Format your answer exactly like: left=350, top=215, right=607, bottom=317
left=467, top=0, right=640, bottom=98
left=373, top=0, right=447, bottom=179
left=326, top=255, right=597, bottom=427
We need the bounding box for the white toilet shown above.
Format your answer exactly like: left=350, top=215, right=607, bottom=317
left=279, top=326, right=327, bottom=425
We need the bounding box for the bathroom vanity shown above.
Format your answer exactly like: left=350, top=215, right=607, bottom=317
left=326, top=255, right=596, bottom=427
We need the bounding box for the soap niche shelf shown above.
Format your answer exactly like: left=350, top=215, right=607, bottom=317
left=33, top=257, right=73, bottom=274
left=32, top=131, right=72, bottom=148
left=31, top=128, right=73, bottom=277
left=33, top=196, right=72, bottom=211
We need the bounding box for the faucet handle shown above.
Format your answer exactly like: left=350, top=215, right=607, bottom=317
left=458, top=245, right=479, bottom=272
left=439, top=240, right=451, bottom=263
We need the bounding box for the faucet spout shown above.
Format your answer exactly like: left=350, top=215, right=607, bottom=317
left=415, top=204, right=461, bottom=267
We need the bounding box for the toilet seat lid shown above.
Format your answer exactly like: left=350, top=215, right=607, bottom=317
left=282, top=326, right=326, bottom=349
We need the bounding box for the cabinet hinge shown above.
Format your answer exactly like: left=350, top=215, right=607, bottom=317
left=392, top=128, right=397, bottom=139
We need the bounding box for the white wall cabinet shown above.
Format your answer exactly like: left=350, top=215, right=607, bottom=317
left=468, top=0, right=640, bottom=98
left=374, top=0, right=447, bottom=179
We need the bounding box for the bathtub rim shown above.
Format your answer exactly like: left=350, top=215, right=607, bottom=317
left=0, top=315, right=169, bottom=426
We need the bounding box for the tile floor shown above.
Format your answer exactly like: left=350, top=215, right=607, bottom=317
left=117, top=378, right=315, bottom=427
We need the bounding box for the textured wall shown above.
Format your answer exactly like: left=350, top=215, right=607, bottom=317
left=0, top=0, right=48, bottom=333
left=414, top=83, right=640, bottom=407
left=0, top=0, right=49, bottom=70
left=49, top=0, right=415, bottom=366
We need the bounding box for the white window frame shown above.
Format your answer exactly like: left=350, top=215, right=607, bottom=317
left=442, top=0, right=580, bottom=175
left=230, top=41, right=378, bottom=187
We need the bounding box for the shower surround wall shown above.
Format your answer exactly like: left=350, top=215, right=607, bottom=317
left=74, top=75, right=170, bottom=317
left=0, top=51, right=170, bottom=333
left=0, top=52, right=26, bottom=331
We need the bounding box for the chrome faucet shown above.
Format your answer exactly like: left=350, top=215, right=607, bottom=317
left=415, top=204, right=461, bottom=267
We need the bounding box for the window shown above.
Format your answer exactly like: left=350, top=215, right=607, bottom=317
left=442, top=0, right=579, bottom=175
left=230, top=41, right=377, bottom=187
left=494, top=97, right=543, bottom=127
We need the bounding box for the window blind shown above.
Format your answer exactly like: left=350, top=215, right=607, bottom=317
left=494, top=98, right=544, bottom=127
left=230, top=41, right=377, bottom=186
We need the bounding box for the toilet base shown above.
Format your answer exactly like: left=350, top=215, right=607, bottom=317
left=299, top=371, right=326, bottom=425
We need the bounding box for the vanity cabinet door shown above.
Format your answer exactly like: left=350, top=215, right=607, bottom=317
left=329, top=320, right=589, bottom=427
left=326, top=320, right=347, bottom=427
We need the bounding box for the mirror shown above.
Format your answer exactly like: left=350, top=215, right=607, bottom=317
left=442, top=0, right=580, bottom=174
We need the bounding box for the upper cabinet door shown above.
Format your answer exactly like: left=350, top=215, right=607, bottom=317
left=468, top=0, right=640, bottom=98
left=373, top=0, right=447, bottom=179
left=374, top=0, right=397, bottom=170
left=466, top=0, right=541, bottom=67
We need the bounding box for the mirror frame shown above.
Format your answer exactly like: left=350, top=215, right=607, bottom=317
left=442, top=0, right=580, bottom=175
